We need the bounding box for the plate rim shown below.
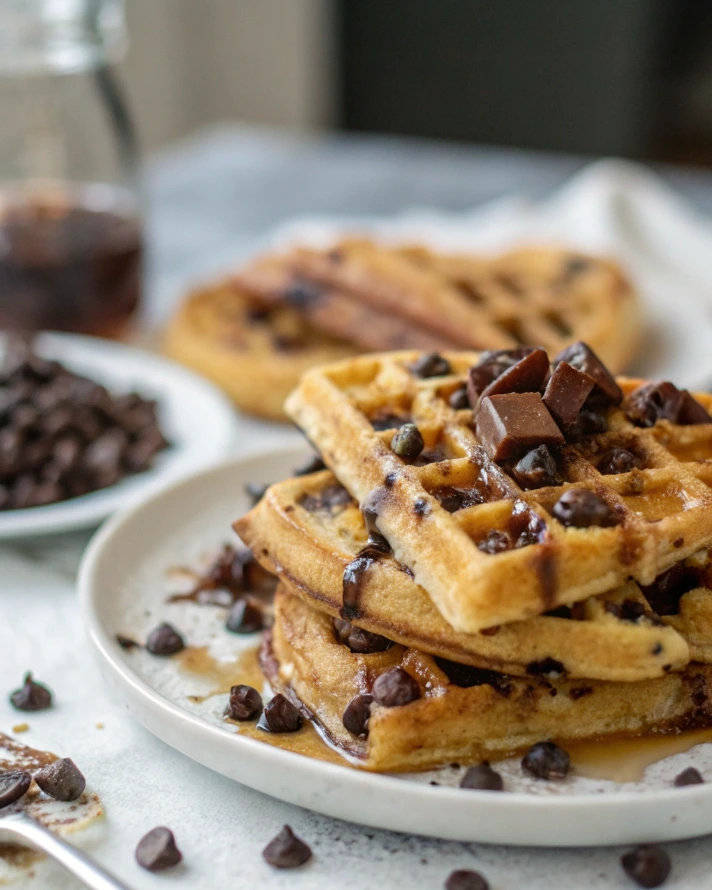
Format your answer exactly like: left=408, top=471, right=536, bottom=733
left=78, top=446, right=712, bottom=847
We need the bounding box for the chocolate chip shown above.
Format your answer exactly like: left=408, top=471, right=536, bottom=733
left=598, top=447, right=638, bottom=475
left=294, top=454, right=326, bottom=476
left=621, top=845, right=671, bottom=888
left=448, top=386, right=470, bottom=410
left=361, top=505, right=391, bottom=552
left=674, top=767, right=703, bottom=786
left=410, top=353, right=451, bottom=378
left=262, top=825, right=312, bottom=869
left=333, top=618, right=394, bottom=654
left=258, top=694, right=303, bottom=733
left=477, top=347, right=550, bottom=404
left=641, top=564, right=700, bottom=616
left=10, top=672, right=52, bottom=711
left=445, top=869, right=489, bottom=890
left=34, top=757, right=86, bottom=801
left=511, top=445, right=559, bottom=489
left=553, top=342, right=622, bottom=405
left=342, top=694, right=373, bottom=736
left=552, top=488, right=617, bottom=528
left=390, top=424, right=425, bottom=459
left=526, top=658, right=565, bottom=678
left=145, top=623, right=185, bottom=656
left=135, top=826, right=183, bottom=872
left=521, top=741, right=570, bottom=780
left=226, top=597, right=265, bottom=634
left=476, top=392, right=564, bottom=461
left=542, top=361, right=596, bottom=437
left=435, top=486, right=482, bottom=513
left=467, top=347, right=537, bottom=404
left=460, top=762, right=504, bottom=791
left=626, top=382, right=712, bottom=428
left=569, top=408, right=608, bottom=440
left=679, top=391, right=712, bottom=424
left=226, top=685, right=263, bottom=721
left=371, top=668, right=420, bottom=707
left=0, top=770, right=31, bottom=808
left=245, top=482, right=268, bottom=505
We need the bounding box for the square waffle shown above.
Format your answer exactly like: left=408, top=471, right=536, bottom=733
left=264, top=587, right=712, bottom=772
left=286, top=350, right=712, bottom=632
left=235, top=470, right=691, bottom=682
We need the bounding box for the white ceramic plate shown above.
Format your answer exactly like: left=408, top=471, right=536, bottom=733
left=0, top=332, right=238, bottom=538
left=79, top=446, right=712, bottom=847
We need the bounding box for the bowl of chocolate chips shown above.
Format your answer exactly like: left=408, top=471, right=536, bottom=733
left=0, top=333, right=237, bottom=538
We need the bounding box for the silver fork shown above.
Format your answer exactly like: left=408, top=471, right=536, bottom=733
left=0, top=810, right=131, bottom=889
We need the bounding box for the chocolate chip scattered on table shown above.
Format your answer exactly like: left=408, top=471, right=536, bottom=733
left=9, top=672, right=52, bottom=711
left=262, top=825, right=312, bottom=869
left=135, top=826, right=183, bottom=872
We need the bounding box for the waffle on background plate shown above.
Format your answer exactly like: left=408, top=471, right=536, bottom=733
left=164, top=239, right=640, bottom=420
left=235, top=342, right=712, bottom=772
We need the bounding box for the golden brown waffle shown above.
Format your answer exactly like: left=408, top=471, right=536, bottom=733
left=235, top=469, right=691, bottom=682
left=265, top=588, right=712, bottom=772
left=286, top=350, right=712, bottom=632
left=235, top=240, right=640, bottom=371
left=163, top=280, right=355, bottom=420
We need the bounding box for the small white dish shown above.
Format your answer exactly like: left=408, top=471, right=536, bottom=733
left=0, top=332, right=238, bottom=538
left=79, top=446, right=712, bottom=847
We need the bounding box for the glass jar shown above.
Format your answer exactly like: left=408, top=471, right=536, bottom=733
left=0, top=0, right=142, bottom=337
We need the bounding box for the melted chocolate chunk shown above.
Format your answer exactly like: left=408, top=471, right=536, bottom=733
left=0, top=770, right=31, bottom=809
left=333, top=618, right=394, bottom=654
left=445, top=870, right=490, bottom=890
left=262, top=825, right=312, bottom=869
left=626, top=381, right=712, bottom=428
left=526, top=658, right=565, bottom=678
left=258, top=694, right=303, bottom=733
left=476, top=392, right=564, bottom=461
left=641, top=564, right=701, bottom=616
left=553, top=342, right=622, bottom=405
left=448, top=386, right=470, bottom=410
left=521, top=741, right=570, bottom=780
left=342, top=546, right=386, bottom=620
left=298, top=483, right=353, bottom=514
left=510, top=445, right=559, bottom=489
left=136, top=827, right=183, bottom=872
left=435, top=486, right=483, bottom=513
left=146, top=623, right=185, bottom=656
left=226, top=684, right=263, bottom=721
left=598, top=447, right=638, bottom=475
left=620, top=845, right=671, bottom=888
left=410, top=353, right=451, bottom=378
left=225, top=597, right=265, bottom=634
left=434, top=657, right=510, bottom=694
left=466, top=347, right=537, bottom=404
left=361, top=505, right=391, bottom=552
left=34, top=757, right=86, bottom=801
left=342, top=694, right=373, bottom=736
left=542, top=361, right=596, bottom=437
left=459, top=762, right=504, bottom=791
left=371, top=668, right=420, bottom=707
left=390, top=424, right=425, bottom=459
left=674, top=767, right=703, bottom=787
left=552, top=488, right=617, bottom=528
left=568, top=408, right=608, bottom=440
left=9, top=672, right=52, bottom=711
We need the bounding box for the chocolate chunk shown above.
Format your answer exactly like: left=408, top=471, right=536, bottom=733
left=245, top=482, right=268, bottom=505
left=34, top=757, right=86, bottom=801
left=552, top=488, right=617, bottom=528
left=460, top=762, right=504, bottom=791
left=433, top=658, right=507, bottom=691
left=626, top=381, right=712, bottom=427
left=342, top=694, right=373, bottom=736
left=0, top=770, right=31, bottom=808
left=511, top=445, right=559, bottom=489
left=674, top=767, right=703, bottom=787
left=477, top=347, right=550, bottom=404
left=135, top=826, right=183, bottom=872
left=445, top=870, right=489, bottom=890
left=10, top=672, right=52, bottom=711
left=226, top=597, right=265, bottom=634
left=542, top=361, right=596, bottom=437
left=621, top=845, right=671, bottom=888
left=526, top=658, right=565, bottom=678
left=333, top=618, right=394, bottom=654
left=146, top=623, right=185, bottom=656
left=435, top=486, right=483, bottom=513
left=390, top=424, right=425, bottom=459
left=226, top=685, right=263, bottom=721
left=371, top=668, right=420, bottom=707
left=448, top=386, right=470, bottom=410
left=598, top=447, right=638, bottom=475
left=293, top=454, right=326, bottom=476
left=475, top=392, right=564, bottom=461
left=641, top=564, right=700, bottom=616
left=410, top=353, right=451, bottom=378
left=569, top=408, right=608, bottom=440
left=521, top=741, right=570, bottom=780
left=262, top=825, right=312, bottom=869
left=258, top=694, right=303, bottom=733
left=467, top=347, right=537, bottom=404
left=553, top=342, right=622, bottom=405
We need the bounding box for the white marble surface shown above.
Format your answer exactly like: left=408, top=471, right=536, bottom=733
left=4, top=126, right=712, bottom=887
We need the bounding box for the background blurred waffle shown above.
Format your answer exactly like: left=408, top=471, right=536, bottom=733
left=164, top=239, right=640, bottom=420
left=287, top=349, right=712, bottom=632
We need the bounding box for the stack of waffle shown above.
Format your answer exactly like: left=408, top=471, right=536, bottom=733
left=236, top=343, right=712, bottom=772
left=164, top=239, right=640, bottom=420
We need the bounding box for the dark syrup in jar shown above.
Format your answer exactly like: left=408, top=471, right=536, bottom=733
left=0, top=192, right=142, bottom=337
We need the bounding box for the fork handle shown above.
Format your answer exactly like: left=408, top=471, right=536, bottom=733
left=2, top=812, right=131, bottom=890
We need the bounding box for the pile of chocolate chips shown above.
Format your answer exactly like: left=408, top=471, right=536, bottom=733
left=0, top=339, right=169, bottom=510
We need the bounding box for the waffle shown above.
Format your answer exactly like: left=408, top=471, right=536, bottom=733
left=286, top=350, right=712, bottom=632
left=235, top=470, right=692, bottom=682
left=163, top=279, right=355, bottom=420
left=235, top=239, right=640, bottom=371
left=265, top=587, right=712, bottom=772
